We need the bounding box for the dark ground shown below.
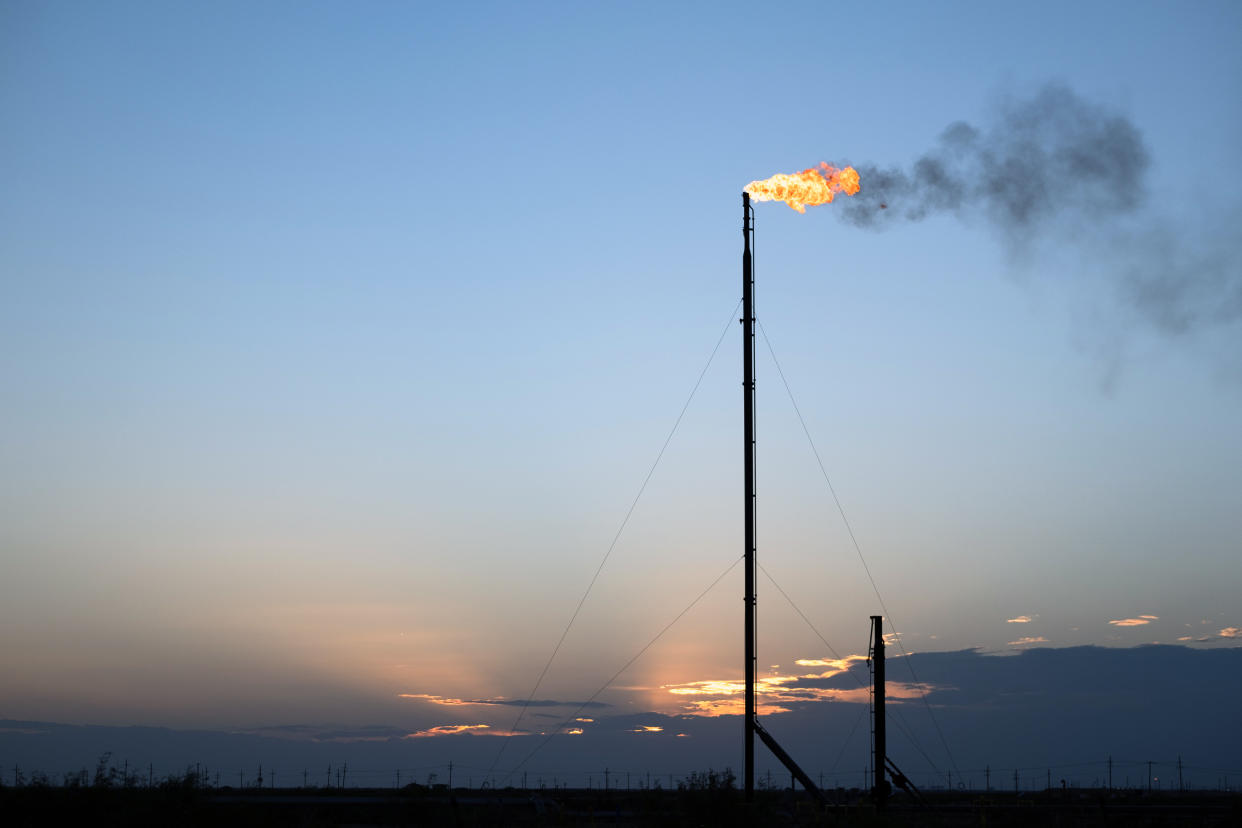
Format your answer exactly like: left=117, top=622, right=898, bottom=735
left=2, top=785, right=1239, bottom=826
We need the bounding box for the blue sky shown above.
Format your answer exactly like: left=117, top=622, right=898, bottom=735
left=2, top=0, right=1240, bottom=771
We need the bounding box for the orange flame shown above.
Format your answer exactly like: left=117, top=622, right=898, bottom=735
left=745, top=163, right=861, bottom=213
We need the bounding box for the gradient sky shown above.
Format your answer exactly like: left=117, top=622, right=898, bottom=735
left=3, top=0, right=1240, bottom=755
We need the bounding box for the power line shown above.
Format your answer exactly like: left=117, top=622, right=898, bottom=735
left=829, top=703, right=870, bottom=773
left=886, top=706, right=943, bottom=778
left=757, top=561, right=865, bottom=689
left=501, top=554, right=744, bottom=782
left=757, top=319, right=961, bottom=783
left=487, top=300, right=741, bottom=775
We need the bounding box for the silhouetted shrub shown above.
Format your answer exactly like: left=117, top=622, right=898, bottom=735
left=678, top=767, right=736, bottom=793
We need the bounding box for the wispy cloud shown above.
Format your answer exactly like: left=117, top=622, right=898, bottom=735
left=630, top=725, right=664, bottom=733
left=1109, top=615, right=1158, bottom=627
left=405, top=724, right=492, bottom=738
left=1007, top=636, right=1049, bottom=646
left=1006, top=615, right=1037, bottom=624
left=792, top=655, right=866, bottom=672
left=668, top=681, right=931, bottom=716
left=399, top=693, right=608, bottom=708
left=403, top=724, right=531, bottom=739
left=231, top=724, right=408, bottom=743
left=1188, top=627, right=1240, bottom=642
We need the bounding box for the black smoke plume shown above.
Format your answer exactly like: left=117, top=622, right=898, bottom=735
left=841, top=84, right=1240, bottom=343
left=843, top=84, right=1149, bottom=234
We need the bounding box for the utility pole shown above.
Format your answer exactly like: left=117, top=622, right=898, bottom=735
left=986, top=765, right=990, bottom=792
left=604, top=768, right=609, bottom=791
left=1047, top=769, right=1051, bottom=790
left=868, top=614, right=888, bottom=805
left=239, top=770, right=243, bottom=788
left=304, top=769, right=308, bottom=788
left=448, top=761, right=453, bottom=789
left=1147, top=760, right=1152, bottom=792
left=1014, top=769, right=1019, bottom=793
left=149, top=763, right=153, bottom=789
left=1108, top=756, right=1112, bottom=790
left=1178, top=756, right=1183, bottom=792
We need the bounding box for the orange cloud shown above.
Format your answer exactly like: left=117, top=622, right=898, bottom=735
left=398, top=693, right=605, bottom=709
left=792, top=655, right=866, bottom=672
left=1109, top=616, right=1157, bottom=627
left=405, top=724, right=492, bottom=738
left=662, top=655, right=932, bottom=717
left=1006, top=615, right=1035, bottom=624
left=630, top=725, right=664, bottom=733
left=1008, top=636, right=1049, bottom=646
left=677, top=698, right=793, bottom=716
left=398, top=693, right=476, bottom=706
left=1220, top=627, right=1240, bottom=639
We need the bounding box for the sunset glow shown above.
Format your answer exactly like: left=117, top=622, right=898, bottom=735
left=661, top=656, right=934, bottom=716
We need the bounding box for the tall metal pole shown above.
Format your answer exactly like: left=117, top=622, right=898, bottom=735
left=742, top=191, right=756, bottom=801
left=872, top=615, right=887, bottom=803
